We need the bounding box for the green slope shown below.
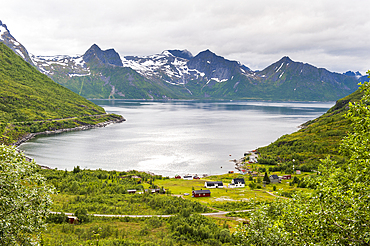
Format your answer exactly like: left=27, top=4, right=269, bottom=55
left=0, top=43, right=122, bottom=144
left=257, top=87, right=365, bottom=171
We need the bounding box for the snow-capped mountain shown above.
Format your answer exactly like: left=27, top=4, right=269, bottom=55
left=121, top=49, right=252, bottom=86
left=0, top=20, right=34, bottom=66
left=0, top=19, right=362, bottom=101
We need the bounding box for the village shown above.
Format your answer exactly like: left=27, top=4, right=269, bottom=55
left=123, top=150, right=307, bottom=201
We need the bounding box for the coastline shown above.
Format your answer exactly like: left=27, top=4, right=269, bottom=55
left=14, top=116, right=125, bottom=147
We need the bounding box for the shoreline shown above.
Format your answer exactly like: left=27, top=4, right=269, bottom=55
left=14, top=117, right=125, bottom=147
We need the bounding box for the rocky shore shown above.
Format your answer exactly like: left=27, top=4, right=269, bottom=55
left=14, top=116, right=125, bottom=147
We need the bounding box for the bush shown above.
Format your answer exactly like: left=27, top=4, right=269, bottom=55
left=47, top=212, right=67, bottom=224
left=74, top=208, right=90, bottom=223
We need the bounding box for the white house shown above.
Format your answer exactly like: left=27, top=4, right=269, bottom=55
left=183, top=175, right=193, bottom=180
left=205, top=181, right=224, bottom=188
left=228, top=178, right=245, bottom=188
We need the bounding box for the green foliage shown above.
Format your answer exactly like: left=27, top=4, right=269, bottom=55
left=169, top=214, right=235, bottom=244
left=211, top=201, right=258, bottom=211
left=0, top=145, right=53, bottom=245
left=235, top=79, right=370, bottom=245
left=75, top=208, right=91, bottom=224
left=263, top=172, right=270, bottom=184
left=47, top=212, right=67, bottom=224
left=248, top=182, right=257, bottom=190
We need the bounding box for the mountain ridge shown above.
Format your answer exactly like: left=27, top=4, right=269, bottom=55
left=0, top=20, right=362, bottom=101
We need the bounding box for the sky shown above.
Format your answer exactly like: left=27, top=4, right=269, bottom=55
left=1, top=0, right=370, bottom=74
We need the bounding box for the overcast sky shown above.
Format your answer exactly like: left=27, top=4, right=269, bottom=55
left=1, top=0, right=370, bottom=74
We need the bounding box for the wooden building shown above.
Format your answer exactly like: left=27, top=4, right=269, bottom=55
left=192, top=189, right=211, bottom=197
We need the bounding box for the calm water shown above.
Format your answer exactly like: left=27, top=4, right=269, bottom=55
left=18, top=100, right=334, bottom=177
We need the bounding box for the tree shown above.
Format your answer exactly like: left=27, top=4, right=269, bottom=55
left=74, top=207, right=90, bottom=224
left=0, top=145, right=54, bottom=245
left=235, top=78, right=370, bottom=245
left=263, top=172, right=270, bottom=184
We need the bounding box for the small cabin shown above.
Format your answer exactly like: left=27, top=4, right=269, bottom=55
left=296, top=170, right=301, bottom=175
left=175, top=175, right=181, bottom=179
left=228, top=178, right=245, bottom=188
left=205, top=181, right=224, bottom=188
left=192, top=189, right=211, bottom=197
left=67, top=216, right=78, bottom=224
left=183, top=175, right=193, bottom=180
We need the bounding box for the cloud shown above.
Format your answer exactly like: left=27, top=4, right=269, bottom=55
left=1, top=0, right=370, bottom=73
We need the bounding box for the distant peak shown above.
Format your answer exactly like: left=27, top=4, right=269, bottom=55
left=88, top=44, right=101, bottom=51
left=280, top=56, right=292, bottom=62
left=165, top=49, right=193, bottom=60
left=83, top=44, right=122, bottom=67
left=202, top=49, right=215, bottom=54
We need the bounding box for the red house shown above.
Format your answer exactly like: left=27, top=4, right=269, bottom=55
left=282, top=175, right=292, bottom=180
left=175, top=175, right=181, bottom=179
left=192, top=189, right=211, bottom=197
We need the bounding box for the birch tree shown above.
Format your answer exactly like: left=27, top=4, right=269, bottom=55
left=0, top=145, right=53, bottom=245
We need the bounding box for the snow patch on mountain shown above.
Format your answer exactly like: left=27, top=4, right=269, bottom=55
left=121, top=51, right=205, bottom=85
left=31, top=54, right=90, bottom=77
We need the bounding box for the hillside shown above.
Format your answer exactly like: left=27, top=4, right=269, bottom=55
left=0, top=42, right=123, bottom=145
left=257, top=86, right=365, bottom=171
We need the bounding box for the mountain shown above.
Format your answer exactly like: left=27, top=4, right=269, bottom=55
left=0, top=42, right=122, bottom=145
left=0, top=20, right=34, bottom=65
left=0, top=20, right=361, bottom=101
left=83, top=44, right=123, bottom=67
left=32, top=46, right=360, bottom=101
left=31, top=44, right=185, bottom=99
left=252, top=56, right=360, bottom=101
left=343, top=70, right=369, bottom=83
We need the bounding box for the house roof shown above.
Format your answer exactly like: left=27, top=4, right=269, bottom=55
left=270, top=174, right=279, bottom=179
left=193, top=190, right=211, bottom=194
left=233, top=178, right=245, bottom=184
